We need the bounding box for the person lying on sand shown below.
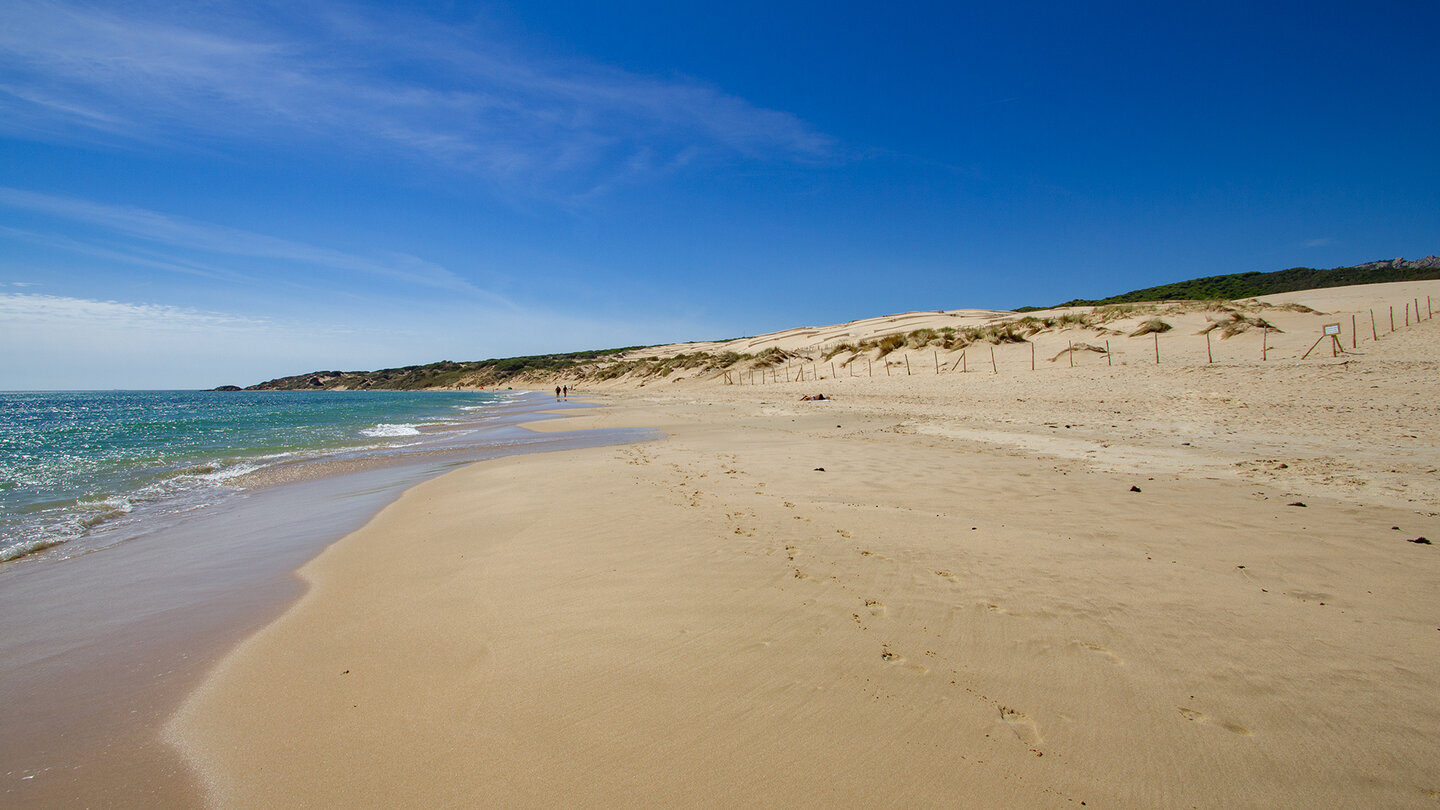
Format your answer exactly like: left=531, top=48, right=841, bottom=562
left=799, top=394, right=828, bottom=401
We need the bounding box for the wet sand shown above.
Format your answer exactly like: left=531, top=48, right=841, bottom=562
left=0, top=399, right=651, bottom=808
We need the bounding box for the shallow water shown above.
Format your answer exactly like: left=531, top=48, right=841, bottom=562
left=0, top=389, right=536, bottom=562
left=0, top=390, right=654, bottom=807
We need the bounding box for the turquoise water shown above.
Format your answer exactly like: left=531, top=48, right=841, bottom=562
left=0, top=389, right=519, bottom=562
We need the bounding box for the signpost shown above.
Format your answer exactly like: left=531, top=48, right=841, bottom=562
left=1302, top=323, right=1346, bottom=360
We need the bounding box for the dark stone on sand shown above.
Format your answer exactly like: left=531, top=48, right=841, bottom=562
left=1408, top=537, right=1431, bottom=545
left=1287, top=502, right=1307, bottom=507
left=1129, top=485, right=1142, bottom=492
left=814, top=467, right=826, bottom=472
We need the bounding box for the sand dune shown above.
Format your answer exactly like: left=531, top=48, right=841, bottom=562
left=603, top=280, right=1439, bottom=383
left=169, top=281, right=1440, bottom=808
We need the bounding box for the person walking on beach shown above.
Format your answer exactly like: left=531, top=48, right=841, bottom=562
left=562, top=385, right=568, bottom=400
left=555, top=386, right=561, bottom=401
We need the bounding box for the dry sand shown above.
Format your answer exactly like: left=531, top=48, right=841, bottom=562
left=169, top=282, right=1440, bottom=807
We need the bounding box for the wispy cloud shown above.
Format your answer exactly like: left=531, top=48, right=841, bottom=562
left=0, top=187, right=507, bottom=301
left=0, top=224, right=257, bottom=283
left=0, top=2, right=833, bottom=196
left=1303, top=237, right=1336, bottom=248
left=0, top=292, right=269, bottom=333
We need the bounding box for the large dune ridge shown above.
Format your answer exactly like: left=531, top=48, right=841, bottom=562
left=592, top=279, right=1440, bottom=380
left=168, top=280, right=1440, bottom=808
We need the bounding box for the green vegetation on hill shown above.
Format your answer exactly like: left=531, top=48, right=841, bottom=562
left=1016, top=256, right=1440, bottom=311
left=246, top=347, right=640, bottom=391
left=241, top=346, right=760, bottom=390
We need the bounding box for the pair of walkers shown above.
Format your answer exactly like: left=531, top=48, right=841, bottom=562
left=555, top=385, right=569, bottom=400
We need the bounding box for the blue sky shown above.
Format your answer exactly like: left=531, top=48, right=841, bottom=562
left=2, top=0, right=1436, bottom=389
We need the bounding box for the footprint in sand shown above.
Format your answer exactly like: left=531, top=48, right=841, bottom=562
left=1080, top=642, right=1123, bottom=665
left=878, top=645, right=928, bottom=674
left=1000, top=707, right=1043, bottom=746
left=864, top=599, right=887, bottom=617
left=1179, top=707, right=1251, bottom=735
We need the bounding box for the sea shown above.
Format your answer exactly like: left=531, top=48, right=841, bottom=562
left=0, top=388, right=622, bottom=564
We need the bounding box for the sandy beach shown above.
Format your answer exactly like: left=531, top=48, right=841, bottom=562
left=159, top=282, right=1440, bottom=807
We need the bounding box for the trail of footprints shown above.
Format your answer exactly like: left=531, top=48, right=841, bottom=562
left=650, top=448, right=1140, bottom=768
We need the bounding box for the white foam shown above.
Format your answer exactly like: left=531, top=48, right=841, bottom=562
left=0, top=535, right=68, bottom=562
left=195, top=462, right=264, bottom=483
left=76, top=495, right=134, bottom=522
left=360, top=423, right=422, bottom=438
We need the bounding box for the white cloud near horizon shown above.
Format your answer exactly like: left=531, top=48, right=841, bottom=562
left=0, top=292, right=327, bottom=389
left=0, top=1, right=833, bottom=197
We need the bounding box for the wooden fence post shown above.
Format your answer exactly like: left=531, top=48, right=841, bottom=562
left=1352, top=314, right=1357, bottom=348
left=990, top=345, right=997, bottom=374
left=1206, top=330, right=1212, bottom=364
left=1106, top=339, right=1112, bottom=366
left=1371, top=310, right=1378, bottom=341
left=1390, top=306, right=1395, bottom=332
left=1154, top=332, right=1160, bottom=364
left=905, top=355, right=911, bottom=375
left=1068, top=340, right=1074, bottom=368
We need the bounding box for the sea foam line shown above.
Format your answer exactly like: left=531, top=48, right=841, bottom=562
left=360, top=424, right=423, bottom=438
